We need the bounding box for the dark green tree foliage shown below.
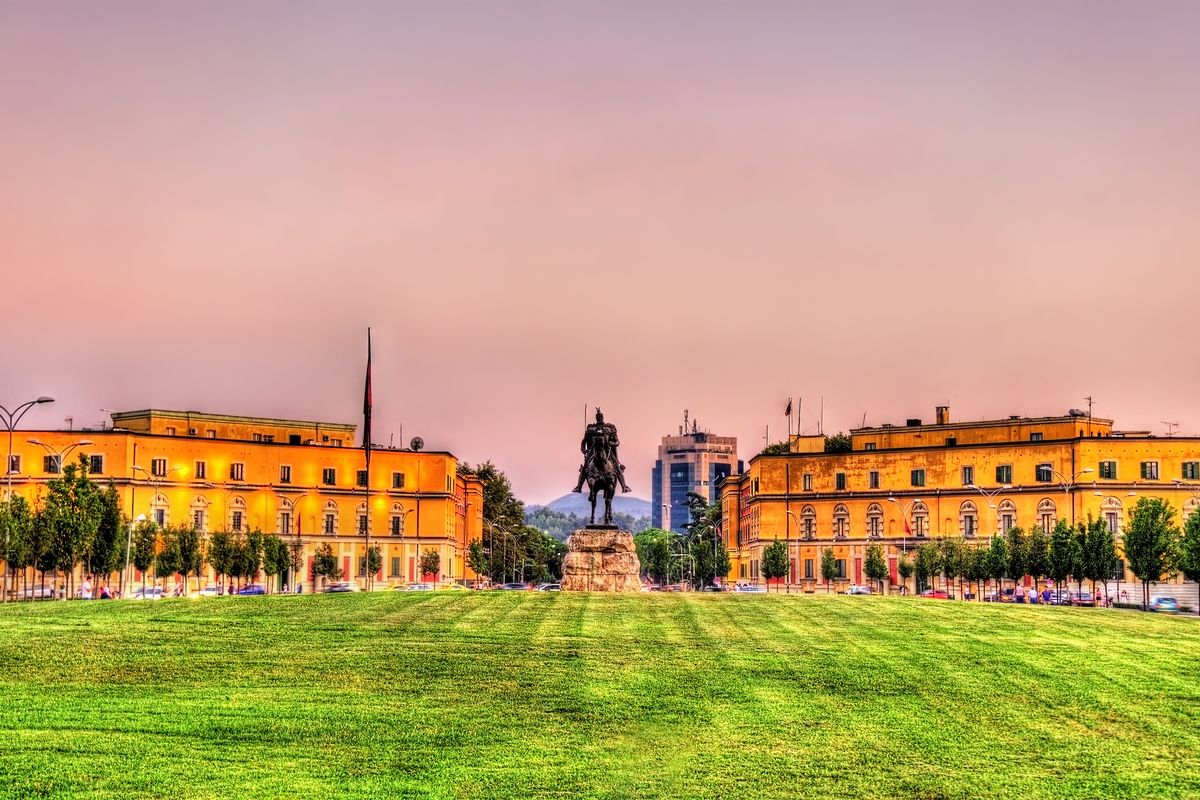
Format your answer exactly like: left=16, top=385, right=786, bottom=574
left=525, top=507, right=650, bottom=540
left=683, top=493, right=730, bottom=588
left=87, top=484, right=125, bottom=581
left=155, top=527, right=182, bottom=583
left=635, top=528, right=673, bottom=585
left=939, top=538, right=962, bottom=596
left=864, top=543, right=887, bottom=592
left=466, top=539, right=488, bottom=586
left=985, top=536, right=1008, bottom=596
left=820, top=547, right=838, bottom=592
left=463, top=461, right=525, bottom=529
left=131, top=520, right=158, bottom=588
left=312, top=542, right=340, bottom=584
left=759, top=441, right=790, bottom=456
left=964, top=545, right=988, bottom=599
left=824, top=433, right=852, bottom=454
left=175, top=525, right=205, bottom=592
left=1081, top=517, right=1117, bottom=596
left=1004, top=526, right=1027, bottom=585
left=1123, top=498, right=1180, bottom=611
left=523, top=530, right=566, bottom=583
left=1180, top=508, right=1200, bottom=616
left=0, top=495, right=34, bottom=592
left=208, top=531, right=235, bottom=586
left=261, top=534, right=285, bottom=590
left=365, top=544, right=383, bottom=582
left=1068, top=525, right=1087, bottom=592
left=897, top=557, right=914, bottom=593
left=1047, top=519, right=1075, bottom=601
left=243, top=531, right=264, bottom=583
left=41, top=456, right=103, bottom=592
left=761, top=540, right=789, bottom=591
left=287, top=537, right=305, bottom=582
left=419, top=548, right=440, bottom=579
left=1026, top=525, right=1050, bottom=592
left=914, top=541, right=941, bottom=592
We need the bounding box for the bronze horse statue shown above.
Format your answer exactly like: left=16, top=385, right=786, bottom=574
left=585, top=442, right=618, bottom=526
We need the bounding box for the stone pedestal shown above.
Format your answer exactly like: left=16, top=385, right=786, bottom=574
left=561, top=527, right=642, bottom=592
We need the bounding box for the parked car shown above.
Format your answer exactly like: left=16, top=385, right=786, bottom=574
left=733, top=584, right=768, bottom=594
left=237, top=585, right=267, bottom=596
left=499, top=582, right=529, bottom=591
left=1070, top=591, right=1096, bottom=607
left=132, top=587, right=166, bottom=600
left=324, top=581, right=360, bottom=593
left=536, top=583, right=561, bottom=591
left=701, top=585, right=726, bottom=592
left=1151, top=597, right=1180, bottom=613
left=844, top=584, right=872, bottom=595
left=193, top=585, right=219, bottom=597
left=918, top=589, right=951, bottom=600
left=403, top=583, right=435, bottom=591
left=20, top=584, right=56, bottom=600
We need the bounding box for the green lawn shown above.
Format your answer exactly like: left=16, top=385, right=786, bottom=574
left=0, top=593, right=1196, bottom=799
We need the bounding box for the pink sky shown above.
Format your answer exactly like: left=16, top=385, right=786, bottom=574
left=2, top=1, right=1198, bottom=505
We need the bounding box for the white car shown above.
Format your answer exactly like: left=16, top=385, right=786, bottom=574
left=132, top=587, right=166, bottom=600
left=734, top=584, right=768, bottom=594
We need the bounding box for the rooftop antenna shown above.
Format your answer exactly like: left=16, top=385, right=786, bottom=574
left=1084, top=395, right=1094, bottom=437
left=1163, top=421, right=1179, bottom=438
left=64, top=416, right=73, bottom=431
left=683, top=408, right=689, bottom=436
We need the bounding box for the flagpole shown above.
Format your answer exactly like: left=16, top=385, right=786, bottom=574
left=363, top=327, right=373, bottom=589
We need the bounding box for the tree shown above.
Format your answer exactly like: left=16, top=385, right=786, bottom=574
left=863, top=544, right=887, bottom=593
left=419, top=549, right=441, bottom=580
left=683, top=494, right=730, bottom=588
left=466, top=539, right=489, bottom=587
left=0, top=495, right=33, bottom=597
left=1081, top=517, right=1116, bottom=599
left=261, top=534, right=285, bottom=591
left=1004, top=526, right=1028, bottom=591
left=243, top=530, right=264, bottom=584
left=759, top=441, right=790, bottom=456
left=964, top=545, right=987, bottom=600
left=312, top=542, right=341, bottom=586
left=155, top=527, right=182, bottom=588
left=897, top=557, right=914, bottom=595
left=1069, top=524, right=1087, bottom=593
left=287, top=538, right=305, bottom=589
left=1123, top=498, right=1180, bottom=611
left=1026, top=525, right=1050, bottom=594
left=365, top=544, right=383, bottom=584
left=1180, top=507, right=1200, bottom=617
left=131, top=520, right=158, bottom=591
left=984, top=536, right=1008, bottom=599
left=175, top=526, right=205, bottom=593
left=761, top=539, right=789, bottom=591
left=463, top=461, right=525, bottom=529
left=820, top=547, right=838, bottom=593
left=208, top=531, right=235, bottom=590
left=824, top=433, right=851, bottom=454
left=635, top=528, right=672, bottom=585
left=938, top=538, right=962, bottom=598
left=1047, top=519, right=1075, bottom=603
left=914, top=541, right=941, bottom=593
left=86, top=484, right=125, bottom=587
left=41, top=456, right=104, bottom=595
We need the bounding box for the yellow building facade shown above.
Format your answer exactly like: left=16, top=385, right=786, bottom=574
left=6, top=410, right=484, bottom=591
left=720, top=408, right=1200, bottom=591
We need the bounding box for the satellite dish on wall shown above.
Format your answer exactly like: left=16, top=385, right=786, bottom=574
left=409, top=436, right=424, bottom=451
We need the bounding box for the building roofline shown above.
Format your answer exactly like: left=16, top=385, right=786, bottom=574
left=109, top=409, right=357, bottom=431
left=850, top=414, right=1113, bottom=435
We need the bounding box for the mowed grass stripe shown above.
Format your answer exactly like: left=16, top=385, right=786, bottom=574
left=0, top=593, right=1197, bottom=799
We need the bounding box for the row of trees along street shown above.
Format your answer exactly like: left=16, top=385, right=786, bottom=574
left=634, top=493, right=732, bottom=589
left=463, top=462, right=567, bottom=586
left=0, top=454, right=307, bottom=598
left=754, top=497, right=1200, bottom=613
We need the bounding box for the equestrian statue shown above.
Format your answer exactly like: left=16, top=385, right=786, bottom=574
left=572, top=408, right=631, bottom=526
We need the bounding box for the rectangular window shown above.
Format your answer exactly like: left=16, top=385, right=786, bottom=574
left=869, top=471, right=879, bottom=489
left=1030, top=432, right=1043, bottom=441
left=1035, top=463, right=1053, bottom=482
left=963, top=515, right=976, bottom=537
left=1106, top=512, right=1119, bottom=534
left=804, top=559, right=813, bottom=579
left=836, top=473, right=846, bottom=491
left=358, top=515, right=367, bottom=535
left=253, top=433, right=263, bottom=442
left=357, top=556, right=367, bottom=577
left=911, top=469, right=926, bottom=487
left=1099, top=461, right=1117, bottom=480
left=945, top=437, right=957, bottom=447
left=1184, top=462, right=1200, bottom=481
left=324, top=513, right=335, bottom=534
left=150, top=458, right=167, bottom=477
left=996, top=465, right=1012, bottom=484
left=865, top=443, right=876, bottom=451
left=1001, top=513, right=1014, bottom=534
left=356, top=470, right=368, bottom=488
left=391, top=516, right=403, bottom=536
left=230, top=462, right=245, bottom=481
left=88, top=455, right=104, bottom=475
left=232, top=511, right=243, bottom=532
left=263, top=435, right=274, bottom=443
left=207, top=429, right=217, bottom=438
left=962, top=466, right=974, bottom=486
left=835, top=559, right=847, bottom=580
left=802, top=474, right=813, bottom=491
left=154, top=508, right=166, bottom=527
left=1140, top=461, right=1159, bottom=480
left=392, top=472, right=406, bottom=490
left=7, top=454, right=19, bottom=475
left=280, top=512, right=291, bottom=536
left=193, top=510, right=205, bottom=531
left=280, top=465, right=292, bottom=484
left=165, top=427, right=176, bottom=436
left=195, top=461, right=207, bottom=480
left=390, top=556, right=401, bottom=577
left=322, top=468, right=336, bottom=485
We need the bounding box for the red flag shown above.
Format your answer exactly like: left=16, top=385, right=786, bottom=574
left=363, top=328, right=373, bottom=458
left=903, top=518, right=912, bottom=535
left=784, top=399, right=792, bottom=417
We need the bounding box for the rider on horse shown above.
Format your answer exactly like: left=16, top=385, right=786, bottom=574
left=572, top=408, right=632, bottom=494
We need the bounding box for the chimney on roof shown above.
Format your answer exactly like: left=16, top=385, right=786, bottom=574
left=936, top=406, right=950, bottom=425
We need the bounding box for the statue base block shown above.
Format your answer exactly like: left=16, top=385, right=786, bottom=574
left=560, top=529, right=642, bottom=592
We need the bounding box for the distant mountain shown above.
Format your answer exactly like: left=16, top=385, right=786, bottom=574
left=530, top=493, right=652, bottom=519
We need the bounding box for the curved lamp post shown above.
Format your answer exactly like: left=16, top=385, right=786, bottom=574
left=1050, top=468, right=1094, bottom=525
left=1, top=397, right=54, bottom=603
left=966, top=483, right=1012, bottom=539
left=26, top=438, right=93, bottom=476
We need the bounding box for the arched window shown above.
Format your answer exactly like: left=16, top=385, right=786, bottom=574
left=151, top=493, right=169, bottom=528
left=390, top=503, right=410, bottom=537
left=959, top=500, right=978, bottom=538
left=356, top=502, right=368, bottom=536
left=1099, top=496, right=1123, bottom=535
left=229, top=496, right=247, bottom=533
left=912, top=501, right=930, bottom=538
left=801, top=505, right=816, bottom=540
left=1183, top=497, right=1200, bottom=527
left=997, top=499, right=1017, bottom=535
left=323, top=500, right=339, bottom=535
left=1037, top=498, right=1057, bottom=533
left=866, top=503, right=884, bottom=539
left=833, top=504, right=849, bottom=539
left=190, top=496, right=209, bottom=532
left=278, top=498, right=295, bottom=536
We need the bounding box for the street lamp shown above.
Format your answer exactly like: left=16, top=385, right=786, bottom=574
left=1, top=396, right=53, bottom=603
left=123, top=514, right=147, bottom=595
left=1050, top=468, right=1094, bottom=525
left=394, top=505, right=415, bottom=583
left=888, top=496, right=923, bottom=593
left=784, top=510, right=800, bottom=593
left=26, top=438, right=93, bottom=476
left=966, top=484, right=1012, bottom=538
